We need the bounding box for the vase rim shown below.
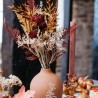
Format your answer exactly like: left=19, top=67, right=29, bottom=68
left=41, top=68, right=52, bottom=72
left=41, top=68, right=51, bottom=70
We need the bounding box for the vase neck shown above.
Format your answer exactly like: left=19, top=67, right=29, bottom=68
left=40, top=68, right=52, bottom=73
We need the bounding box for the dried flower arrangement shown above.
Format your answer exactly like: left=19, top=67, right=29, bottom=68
left=0, top=74, right=22, bottom=97
left=0, top=74, right=36, bottom=98
left=4, top=0, right=76, bottom=69
left=0, top=75, right=22, bottom=92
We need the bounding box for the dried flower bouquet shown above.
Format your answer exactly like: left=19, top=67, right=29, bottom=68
left=4, top=0, right=76, bottom=69
left=0, top=75, right=22, bottom=97
left=0, top=75, right=22, bottom=92
left=0, top=75, right=36, bottom=98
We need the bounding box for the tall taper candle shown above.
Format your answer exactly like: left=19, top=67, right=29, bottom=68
left=69, top=21, right=76, bottom=75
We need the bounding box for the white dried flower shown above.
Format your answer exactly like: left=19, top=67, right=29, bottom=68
left=16, top=26, right=68, bottom=68
left=46, top=83, right=57, bottom=98
left=0, top=74, right=22, bottom=91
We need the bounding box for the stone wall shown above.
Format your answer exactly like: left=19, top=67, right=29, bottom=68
left=72, top=0, right=94, bottom=77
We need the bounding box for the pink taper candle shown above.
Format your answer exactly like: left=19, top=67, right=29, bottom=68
left=69, top=21, right=76, bottom=75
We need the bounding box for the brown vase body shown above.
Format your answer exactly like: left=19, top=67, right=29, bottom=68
left=30, top=68, right=63, bottom=98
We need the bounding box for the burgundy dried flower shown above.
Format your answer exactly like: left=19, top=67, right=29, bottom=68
left=38, top=21, right=46, bottom=29
left=29, top=30, right=37, bottom=38
left=32, top=14, right=44, bottom=23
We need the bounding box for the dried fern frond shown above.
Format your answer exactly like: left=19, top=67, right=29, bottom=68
left=4, top=18, right=20, bottom=41
left=43, top=2, right=58, bottom=32
left=8, top=3, right=40, bottom=20
left=15, top=13, right=33, bottom=33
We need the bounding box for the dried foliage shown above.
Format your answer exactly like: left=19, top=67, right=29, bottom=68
left=4, top=19, right=37, bottom=61
left=0, top=75, right=22, bottom=92
left=63, top=75, right=94, bottom=97
left=43, top=1, right=58, bottom=31
left=4, top=0, right=76, bottom=69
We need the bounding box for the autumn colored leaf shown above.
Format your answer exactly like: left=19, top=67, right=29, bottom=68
left=4, top=18, right=20, bottom=41
left=27, top=56, right=38, bottom=61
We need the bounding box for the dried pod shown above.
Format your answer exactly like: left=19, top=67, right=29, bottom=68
left=78, top=77, right=87, bottom=89
left=82, top=89, right=89, bottom=95
left=63, top=84, right=69, bottom=94
left=78, top=77, right=84, bottom=86
left=77, top=90, right=90, bottom=98
left=76, top=87, right=83, bottom=92
left=68, top=89, right=74, bottom=96
left=82, top=80, right=87, bottom=89
left=86, top=79, right=94, bottom=90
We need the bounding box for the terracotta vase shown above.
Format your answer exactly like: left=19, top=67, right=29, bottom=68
left=30, top=68, right=63, bottom=98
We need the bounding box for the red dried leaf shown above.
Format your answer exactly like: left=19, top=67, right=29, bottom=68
left=52, top=51, right=65, bottom=63
left=46, top=0, right=51, bottom=3
left=20, top=45, right=26, bottom=49
left=62, top=41, right=67, bottom=48
left=25, top=50, right=32, bottom=54
left=4, top=19, right=38, bottom=61
left=4, top=18, right=20, bottom=41
left=27, top=0, right=35, bottom=10
left=20, top=46, right=37, bottom=61
left=63, top=21, right=76, bottom=40
left=27, top=56, right=38, bottom=61
left=63, top=32, right=70, bottom=40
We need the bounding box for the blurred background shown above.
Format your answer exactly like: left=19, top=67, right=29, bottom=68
left=0, top=0, right=98, bottom=90
left=0, top=0, right=3, bottom=65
